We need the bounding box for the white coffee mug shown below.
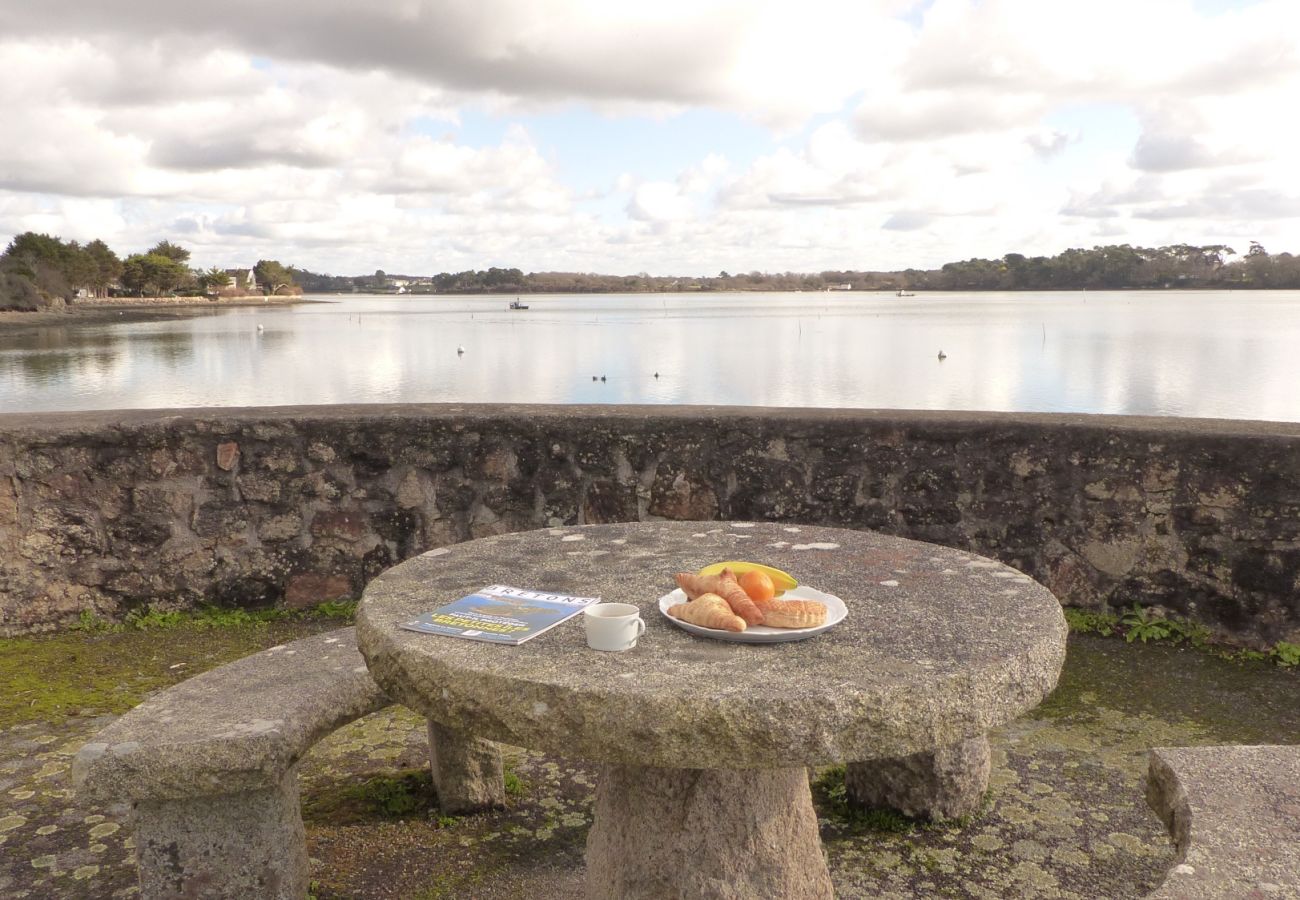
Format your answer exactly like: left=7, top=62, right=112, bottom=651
left=584, top=603, right=645, bottom=651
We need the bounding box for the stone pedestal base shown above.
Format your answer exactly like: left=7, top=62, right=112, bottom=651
left=427, top=720, right=506, bottom=813
left=846, top=735, right=990, bottom=821
left=585, top=764, right=833, bottom=900
left=134, top=765, right=307, bottom=900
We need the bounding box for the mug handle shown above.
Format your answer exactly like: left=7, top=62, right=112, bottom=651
left=634, top=618, right=646, bottom=639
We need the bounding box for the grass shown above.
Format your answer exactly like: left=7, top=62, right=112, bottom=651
left=71, top=598, right=354, bottom=634
left=302, top=769, right=458, bottom=825
left=0, top=601, right=359, bottom=729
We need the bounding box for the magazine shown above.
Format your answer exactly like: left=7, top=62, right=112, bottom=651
left=399, top=584, right=601, bottom=645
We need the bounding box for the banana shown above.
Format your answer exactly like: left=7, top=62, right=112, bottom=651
left=696, top=561, right=798, bottom=595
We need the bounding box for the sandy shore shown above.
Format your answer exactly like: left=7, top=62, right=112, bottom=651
left=0, top=295, right=316, bottom=334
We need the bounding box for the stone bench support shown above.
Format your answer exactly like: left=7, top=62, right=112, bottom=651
left=74, top=627, right=504, bottom=899
left=134, top=765, right=309, bottom=899
left=585, top=764, right=833, bottom=900
left=427, top=721, right=505, bottom=813
left=845, top=734, right=991, bottom=821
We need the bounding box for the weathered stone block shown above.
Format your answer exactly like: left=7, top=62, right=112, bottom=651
left=845, top=735, right=991, bottom=821
left=648, top=467, right=718, bottom=520
left=215, top=440, right=240, bottom=471
left=583, top=480, right=636, bottom=524
left=283, top=573, right=353, bottom=609
left=191, top=503, right=249, bottom=541
left=258, top=513, right=304, bottom=543
left=237, top=473, right=282, bottom=502
left=426, top=722, right=505, bottom=814
left=310, top=509, right=368, bottom=542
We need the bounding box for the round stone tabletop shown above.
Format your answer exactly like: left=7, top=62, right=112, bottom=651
left=357, top=522, right=1067, bottom=769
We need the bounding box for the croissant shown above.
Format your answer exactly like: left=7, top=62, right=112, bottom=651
left=667, top=592, right=747, bottom=632
left=674, top=572, right=764, bottom=626
left=756, top=597, right=827, bottom=629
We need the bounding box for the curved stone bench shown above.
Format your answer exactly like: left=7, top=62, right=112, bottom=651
left=1145, top=745, right=1300, bottom=899
left=72, top=627, right=504, bottom=900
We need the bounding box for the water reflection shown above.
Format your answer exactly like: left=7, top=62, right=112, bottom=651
left=1, top=291, right=1299, bottom=422
left=0, top=326, right=204, bottom=390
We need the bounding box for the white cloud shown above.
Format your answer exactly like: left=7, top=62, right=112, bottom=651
left=1, top=0, right=1299, bottom=272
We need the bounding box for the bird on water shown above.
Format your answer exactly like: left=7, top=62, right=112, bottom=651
left=457, top=345, right=465, bottom=355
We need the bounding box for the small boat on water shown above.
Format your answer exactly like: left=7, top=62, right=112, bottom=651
left=508, top=299, right=529, bottom=310
left=896, top=289, right=916, bottom=297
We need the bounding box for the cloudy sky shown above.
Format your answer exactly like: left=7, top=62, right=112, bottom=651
left=1, top=0, right=1298, bottom=276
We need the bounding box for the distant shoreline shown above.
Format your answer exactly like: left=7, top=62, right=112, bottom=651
left=0, top=296, right=316, bottom=334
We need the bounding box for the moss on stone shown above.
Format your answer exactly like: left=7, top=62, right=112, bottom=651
left=0, top=613, right=340, bottom=729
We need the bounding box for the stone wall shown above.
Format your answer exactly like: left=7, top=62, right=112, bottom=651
left=1, top=405, right=1298, bottom=646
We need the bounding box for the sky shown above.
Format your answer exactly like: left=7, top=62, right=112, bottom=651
left=0, top=0, right=1298, bottom=276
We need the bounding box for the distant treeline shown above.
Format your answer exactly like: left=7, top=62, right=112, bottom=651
left=296, top=243, right=1300, bottom=294
left=5, top=233, right=1299, bottom=312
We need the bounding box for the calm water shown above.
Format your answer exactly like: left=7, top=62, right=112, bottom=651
left=2, top=291, right=1300, bottom=421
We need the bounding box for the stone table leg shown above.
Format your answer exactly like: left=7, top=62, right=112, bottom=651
left=427, top=720, right=505, bottom=813
left=846, top=734, right=990, bottom=821
left=133, top=764, right=307, bottom=900
left=585, top=764, right=833, bottom=900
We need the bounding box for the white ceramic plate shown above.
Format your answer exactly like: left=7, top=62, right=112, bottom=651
left=657, top=585, right=847, bottom=643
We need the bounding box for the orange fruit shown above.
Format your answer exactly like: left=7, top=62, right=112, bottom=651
left=738, top=569, right=775, bottom=603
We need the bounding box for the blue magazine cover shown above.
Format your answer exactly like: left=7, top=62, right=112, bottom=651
left=399, top=584, right=601, bottom=645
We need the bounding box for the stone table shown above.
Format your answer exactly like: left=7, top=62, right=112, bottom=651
left=356, top=521, right=1068, bottom=899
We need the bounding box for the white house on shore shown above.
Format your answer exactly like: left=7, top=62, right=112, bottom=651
left=222, top=269, right=259, bottom=294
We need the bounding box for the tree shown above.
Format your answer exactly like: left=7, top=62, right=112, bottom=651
left=1, top=232, right=82, bottom=305
left=199, top=266, right=232, bottom=292
left=83, top=239, right=122, bottom=297
left=120, top=253, right=188, bottom=295
left=253, top=259, right=295, bottom=293
left=148, top=240, right=191, bottom=264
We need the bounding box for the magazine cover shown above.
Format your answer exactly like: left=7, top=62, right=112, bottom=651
left=400, top=584, right=601, bottom=645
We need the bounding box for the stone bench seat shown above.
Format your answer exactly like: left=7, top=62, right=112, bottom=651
left=72, top=626, right=504, bottom=900
left=74, top=628, right=388, bottom=805
left=1145, top=745, right=1300, bottom=899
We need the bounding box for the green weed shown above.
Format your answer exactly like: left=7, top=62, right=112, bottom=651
left=70, top=610, right=123, bottom=633
left=503, top=767, right=525, bottom=798
left=1062, top=607, right=1120, bottom=636
left=1119, top=604, right=1212, bottom=645
left=1070, top=604, right=1296, bottom=671
left=313, top=599, right=359, bottom=621
left=124, top=606, right=187, bottom=630
left=1272, top=641, right=1300, bottom=668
